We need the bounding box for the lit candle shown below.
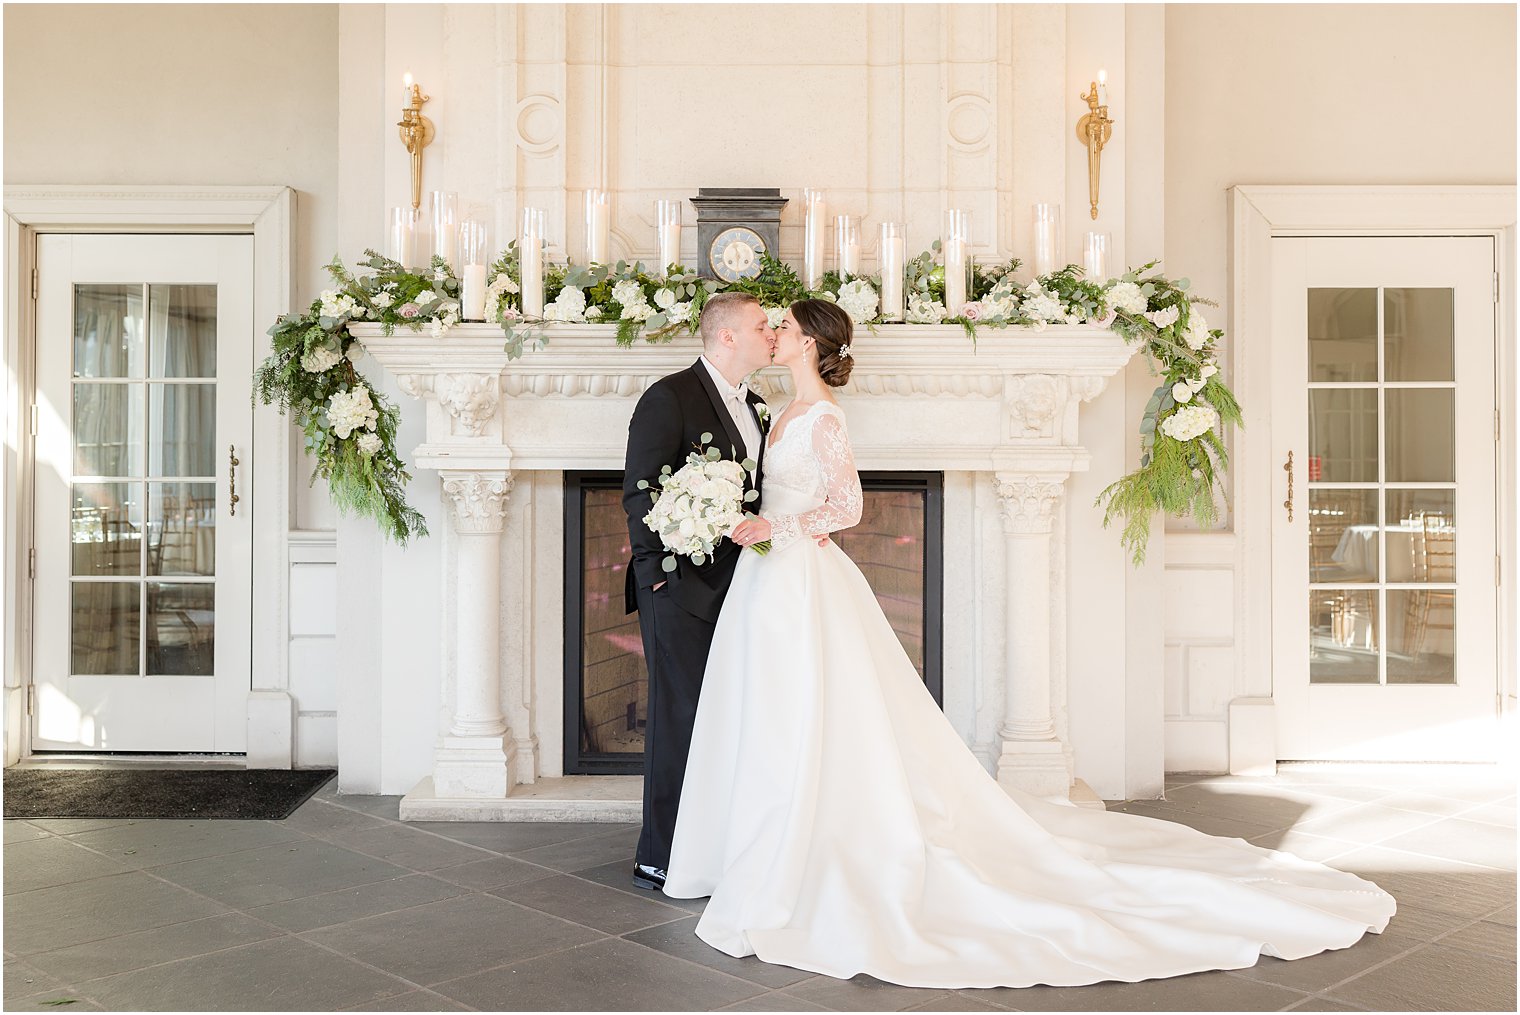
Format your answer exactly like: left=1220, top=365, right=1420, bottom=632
left=880, top=222, right=905, bottom=321
left=403, top=72, right=414, bottom=105
left=1083, top=231, right=1111, bottom=284
left=1097, top=69, right=1107, bottom=107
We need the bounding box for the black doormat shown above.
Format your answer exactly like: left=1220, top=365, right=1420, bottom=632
left=3, top=768, right=336, bottom=820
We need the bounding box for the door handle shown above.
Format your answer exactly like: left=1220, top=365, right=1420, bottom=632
left=229, top=444, right=241, bottom=517
left=1283, top=450, right=1294, bottom=523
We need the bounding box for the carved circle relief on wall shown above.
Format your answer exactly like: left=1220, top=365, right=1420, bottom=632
left=515, top=94, right=562, bottom=154
left=946, top=92, right=993, bottom=153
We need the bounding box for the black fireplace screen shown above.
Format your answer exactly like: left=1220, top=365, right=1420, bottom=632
left=564, top=471, right=943, bottom=774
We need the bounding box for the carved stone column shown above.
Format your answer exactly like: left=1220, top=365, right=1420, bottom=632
left=993, top=473, right=1073, bottom=798
left=435, top=469, right=516, bottom=797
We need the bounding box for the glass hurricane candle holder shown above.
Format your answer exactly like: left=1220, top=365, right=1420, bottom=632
left=458, top=220, right=490, bottom=322
left=879, top=222, right=905, bottom=322
left=519, top=207, right=546, bottom=318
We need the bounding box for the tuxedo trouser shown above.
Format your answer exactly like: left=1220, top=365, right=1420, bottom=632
left=634, top=582, right=718, bottom=872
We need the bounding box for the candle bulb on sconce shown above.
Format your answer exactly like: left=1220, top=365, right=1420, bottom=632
left=397, top=73, right=436, bottom=212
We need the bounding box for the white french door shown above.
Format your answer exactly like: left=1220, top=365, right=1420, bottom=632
left=1271, top=236, right=1498, bottom=761
left=32, top=234, right=254, bottom=752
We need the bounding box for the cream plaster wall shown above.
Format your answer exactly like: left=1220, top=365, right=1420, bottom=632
left=1160, top=3, right=1517, bottom=770
left=3, top=2, right=343, bottom=533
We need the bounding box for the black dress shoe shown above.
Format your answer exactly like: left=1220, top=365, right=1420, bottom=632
left=631, top=863, right=667, bottom=891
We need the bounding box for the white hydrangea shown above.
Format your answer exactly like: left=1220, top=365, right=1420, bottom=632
left=667, top=301, right=693, bottom=325
left=764, top=306, right=786, bottom=329
left=1020, top=282, right=1066, bottom=323
left=1183, top=311, right=1211, bottom=351
left=835, top=279, right=880, bottom=324
left=905, top=292, right=947, bottom=324
left=1160, top=402, right=1219, bottom=443
left=543, top=285, right=587, bottom=323
left=301, top=343, right=343, bottom=373
left=612, top=279, right=645, bottom=309
left=327, top=385, right=379, bottom=439
left=429, top=309, right=459, bottom=338
left=318, top=289, right=356, bottom=319
left=621, top=299, right=654, bottom=322
left=1104, top=280, right=1148, bottom=315
left=1145, top=305, right=1180, bottom=329
left=356, top=432, right=382, bottom=456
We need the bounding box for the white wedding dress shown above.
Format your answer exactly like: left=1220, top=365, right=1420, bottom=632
left=662, top=399, right=1395, bottom=989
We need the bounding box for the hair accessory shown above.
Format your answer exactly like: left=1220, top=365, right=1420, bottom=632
left=838, top=343, right=852, bottom=359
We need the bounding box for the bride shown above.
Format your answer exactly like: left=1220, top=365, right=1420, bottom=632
left=659, top=298, right=1396, bottom=989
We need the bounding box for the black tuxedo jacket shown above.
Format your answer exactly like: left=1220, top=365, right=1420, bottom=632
left=623, top=359, right=769, bottom=621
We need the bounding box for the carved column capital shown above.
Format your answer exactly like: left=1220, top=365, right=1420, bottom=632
left=441, top=470, right=514, bottom=534
left=992, top=474, right=1063, bottom=534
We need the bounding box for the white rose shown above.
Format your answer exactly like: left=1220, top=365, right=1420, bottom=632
left=1172, top=381, right=1194, bottom=403
left=1186, top=377, right=1206, bottom=393
left=654, top=288, right=678, bottom=310
left=414, top=290, right=438, bottom=307
left=1201, top=363, right=1219, bottom=379
left=764, top=307, right=786, bottom=329
left=345, top=344, right=364, bottom=362
left=1145, top=305, right=1180, bottom=329
left=356, top=432, right=382, bottom=455
left=371, top=291, right=394, bottom=309
left=586, top=305, right=603, bottom=319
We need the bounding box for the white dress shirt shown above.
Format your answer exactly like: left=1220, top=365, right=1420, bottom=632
left=700, top=356, right=762, bottom=463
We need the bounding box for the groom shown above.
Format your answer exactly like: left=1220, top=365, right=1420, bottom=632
left=622, top=291, right=775, bottom=891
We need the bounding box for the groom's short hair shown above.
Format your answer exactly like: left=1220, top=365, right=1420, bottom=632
left=699, top=291, right=761, bottom=349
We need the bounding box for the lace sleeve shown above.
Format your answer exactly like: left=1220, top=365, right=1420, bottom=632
left=769, top=409, right=863, bottom=551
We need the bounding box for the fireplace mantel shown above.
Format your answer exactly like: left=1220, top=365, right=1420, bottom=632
left=352, top=322, right=1138, bottom=819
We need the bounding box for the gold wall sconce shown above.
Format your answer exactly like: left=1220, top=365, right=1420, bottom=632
left=1075, top=70, right=1114, bottom=220
left=398, top=73, right=436, bottom=211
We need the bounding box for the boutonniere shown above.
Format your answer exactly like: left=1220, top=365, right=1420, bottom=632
left=754, top=402, right=772, bottom=434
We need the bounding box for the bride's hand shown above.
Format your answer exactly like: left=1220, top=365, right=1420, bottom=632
left=731, top=517, right=772, bottom=546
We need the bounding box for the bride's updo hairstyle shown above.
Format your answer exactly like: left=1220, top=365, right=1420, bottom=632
left=790, top=299, right=855, bottom=388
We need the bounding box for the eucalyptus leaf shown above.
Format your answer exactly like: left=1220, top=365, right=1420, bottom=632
left=699, top=432, right=713, bottom=444
left=662, top=556, right=677, bottom=573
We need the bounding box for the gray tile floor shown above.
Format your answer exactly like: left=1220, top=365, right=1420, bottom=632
left=3, top=764, right=1515, bottom=1012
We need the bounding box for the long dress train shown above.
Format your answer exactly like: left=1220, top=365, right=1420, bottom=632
left=662, top=399, right=1395, bottom=989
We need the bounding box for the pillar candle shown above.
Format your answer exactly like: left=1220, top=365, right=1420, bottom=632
left=880, top=222, right=905, bottom=321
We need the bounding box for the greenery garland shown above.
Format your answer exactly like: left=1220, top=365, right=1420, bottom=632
left=257, top=247, right=1240, bottom=563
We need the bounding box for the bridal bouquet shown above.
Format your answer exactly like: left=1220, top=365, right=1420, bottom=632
left=638, top=436, right=768, bottom=572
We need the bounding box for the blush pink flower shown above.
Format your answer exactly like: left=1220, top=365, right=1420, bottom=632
left=398, top=302, right=420, bottom=319
left=961, top=302, right=982, bottom=321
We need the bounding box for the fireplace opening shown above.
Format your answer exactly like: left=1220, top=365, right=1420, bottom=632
left=563, top=471, right=944, bottom=775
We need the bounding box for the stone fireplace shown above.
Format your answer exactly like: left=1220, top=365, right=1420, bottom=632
left=355, top=322, right=1136, bottom=820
